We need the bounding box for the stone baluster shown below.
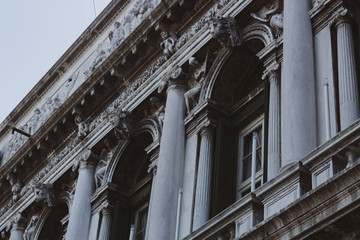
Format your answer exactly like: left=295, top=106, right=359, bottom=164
left=193, top=124, right=215, bottom=230
left=266, top=67, right=281, bottom=180
left=98, top=205, right=113, bottom=240
left=65, top=150, right=96, bottom=240
left=282, top=0, right=317, bottom=167
left=147, top=67, right=186, bottom=240
left=335, top=12, right=360, bottom=130
left=8, top=212, right=26, bottom=240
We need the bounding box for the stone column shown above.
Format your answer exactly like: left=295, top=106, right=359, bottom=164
left=98, top=206, right=113, bottom=240
left=147, top=67, right=186, bottom=240
left=335, top=13, right=360, bottom=130
left=282, top=0, right=317, bottom=167
left=267, top=68, right=281, bottom=180
left=65, top=150, right=96, bottom=240
left=193, top=125, right=214, bottom=230
left=9, top=213, right=26, bottom=240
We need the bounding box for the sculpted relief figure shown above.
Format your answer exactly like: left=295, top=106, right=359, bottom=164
left=108, top=109, right=137, bottom=140
left=33, top=182, right=55, bottom=208
left=85, top=43, right=109, bottom=77
left=7, top=174, right=22, bottom=203
left=95, top=139, right=114, bottom=188
left=208, top=15, right=241, bottom=48
left=160, top=31, right=177, bottom=59
left=251, top=0, right=283, bottom=37
left=144, top=97, right=165, bottom=128
left=23, top=214, right=39, bottom=240
left=75, top=115, right=89, bottom=140
left=184, top=56, right=208, bottom=113
left=109, top=21, right=124, bottom=52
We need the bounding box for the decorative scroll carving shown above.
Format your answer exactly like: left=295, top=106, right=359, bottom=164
left=160, top=31, right=177, bottom=60
left=75, top=115, right=89, bottom=140
left=33, top=182, right=55, bottom=208
left=108, top=109, right=137, bottom=140
left=185, top=55, right=208, bottom=113
left=251, top=0, right=283, bottom=37
left=208, top=15, right=241, bottom=48
left=23, top=214, right=39, bottom=240
left=144, top=97, right=165, bottom=129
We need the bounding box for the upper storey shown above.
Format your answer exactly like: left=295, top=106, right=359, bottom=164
left=0, top=0, right=162, bottom=165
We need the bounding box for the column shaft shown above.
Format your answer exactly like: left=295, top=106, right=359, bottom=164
left=193, top=127, right=214, bottom=230
left=98, top=208, right=112, bottom=240
left=281, top=0, right=317, bottom=166
left=65, top=164, right=95, bottom=240
left=267, top=71, right=281, bottom=180
left=337, top=19, right=360, bottom=129
left=147, top=85, right=186, bottom=240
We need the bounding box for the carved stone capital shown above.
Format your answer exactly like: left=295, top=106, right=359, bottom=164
left=332, top=9, right=353, bottom=28
left=207, top=15, right=241, bottom=48
left=199, top=121, right=216, bottom=136
left=262, top=62, right=280, bottom=81
left=73, top=149, right=97, bottom=172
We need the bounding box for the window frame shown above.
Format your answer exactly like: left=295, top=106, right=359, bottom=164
left=236, top=114, right=264, bottom=199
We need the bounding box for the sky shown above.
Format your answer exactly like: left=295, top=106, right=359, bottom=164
left=0, top=0, right=111, bottom=123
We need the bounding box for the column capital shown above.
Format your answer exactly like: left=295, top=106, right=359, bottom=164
left=332, top=9, right=354, bottom=28
left=101, top=203, right=114, bottom=215
left=262, top=62, right=280, bottom=81
left=198, top=121, right=216, bottom=136
left=158, top=66, right=187, bottom=94
left=73, top=149, right=97, bottom=172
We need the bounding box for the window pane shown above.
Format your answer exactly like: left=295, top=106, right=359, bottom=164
left=242, top=155, right=251, bottom=181
left=135, top=207, right=148, bottom=240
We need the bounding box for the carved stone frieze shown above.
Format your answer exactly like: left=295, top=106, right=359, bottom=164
left=6, top=212, right=27, bottom=232
left=208, top=15, right=241, bottom=48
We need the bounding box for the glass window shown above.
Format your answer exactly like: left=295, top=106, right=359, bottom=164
left=134, top=206, right=148, bottom=240
left=237, top=115, right=264, bottom=199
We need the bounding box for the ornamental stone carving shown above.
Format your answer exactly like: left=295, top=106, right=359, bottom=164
left=75, top=115, right=89, bottom=140
left=185, top=55, right=208, bottom=113
left=95, top=139, right=114, bottom=189
left=23, top=214, right=39, bottom=240
left=73, top=149, right=98, bottom=172
left=108, top=109, right=137, bottom=140
left=251, top=0, right=283, bottom=37
left=160, top=31, right=177, bottom=60
left=208, top=15, right=241, bottom=48
left=109, top=21, right=125, bottom=52
left=6, top=174, right=23, bottom=203
left=6, top=212, right=27, bottom=232
left=144, top=97, right=165, bottom=129
left=33, top=182, right=55, bottom=208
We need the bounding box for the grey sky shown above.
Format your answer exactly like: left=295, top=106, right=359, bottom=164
left=0, top=0, right=111, bottom=123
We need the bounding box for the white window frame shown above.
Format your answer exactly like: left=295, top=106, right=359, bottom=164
left=133, top=203, right=149, bottom=240
left=236, top=114, right=264, bottom=199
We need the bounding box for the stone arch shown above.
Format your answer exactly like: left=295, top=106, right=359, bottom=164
left=34, top=202, right=69, bottom=240
left=201, top=24, right=269, bottom=104
left=241, top=22, right=275, bottom=47
left=105, top=120, right=159, bottom=185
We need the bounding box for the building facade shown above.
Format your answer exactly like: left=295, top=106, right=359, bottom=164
left=1, top=0, right=360, bottom=239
